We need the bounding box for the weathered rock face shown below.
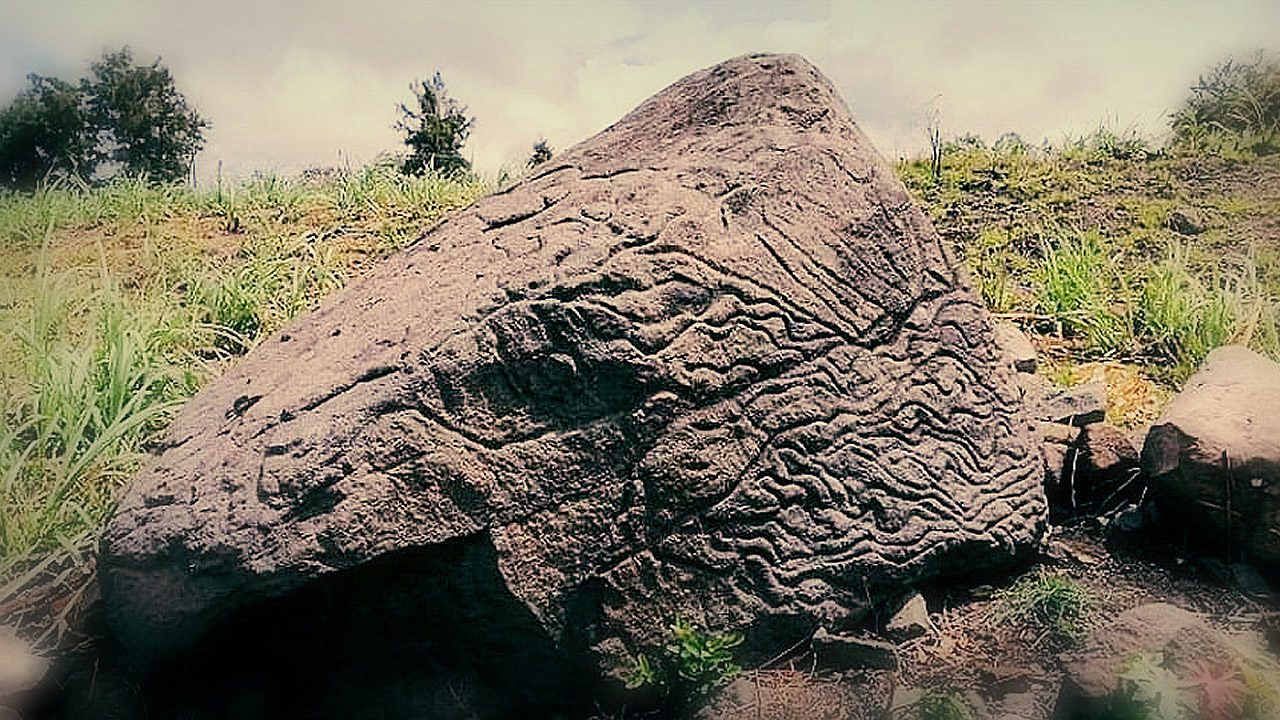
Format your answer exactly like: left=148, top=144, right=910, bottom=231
left=100, top=54, right=1045, bottom=686
left=1143, top=345, right=1280, bottom=563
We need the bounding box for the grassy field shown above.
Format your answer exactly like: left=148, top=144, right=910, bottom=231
left=0, top=166, right=487, bottom=601
left=900, top=133, right=1280, bottom=424
left=0, top=130, right=1278, bottom=621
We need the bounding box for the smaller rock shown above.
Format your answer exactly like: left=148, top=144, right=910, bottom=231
left=811, top=628, right=897, bottom=671
left=993, top=322, right=1037, bottom=374
left=884, top=592, right=935, bottom=640
left=1076, top=423, right=1139, bottom=477
left=1230, top=562, right=1275, bottom=601
left=1036, top=421, right=1081, bottom=445
left=1167, top=209, right=1205, bottom=236
left=1049, top=422, right=1144, bottom=515
left=1142, top=345, right=1280, bottom=564
left=0, top=626, right=46, bottom=705
left=1059, top=603, right=1236, bottom=711
left=1038, top=422, right=1081, bottom=492
left=1037, top=382, right=1106, bottom=426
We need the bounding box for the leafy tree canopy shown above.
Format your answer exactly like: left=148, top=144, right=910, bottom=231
left=0, top=74, right=92, bottom=190
left=396, top=73, right=474, bottom=176
left=0, top=46, right=208, bottom=190
left=83, top=47, right=209, bottom=182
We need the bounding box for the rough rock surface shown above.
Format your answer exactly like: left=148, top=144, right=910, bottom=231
left=993, top=321, right=1037, bottom=374
left=1035, top=382, right=1106, bottom=426
left=1142, top=345, right=1280, bottom=563
left=100, top=53, right=1045, bottom=688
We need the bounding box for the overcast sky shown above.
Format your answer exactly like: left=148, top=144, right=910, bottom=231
left=3, top=1, right=1277, bottom=181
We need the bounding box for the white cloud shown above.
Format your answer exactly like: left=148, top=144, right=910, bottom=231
left=3, top=0, right=1276, bottom=181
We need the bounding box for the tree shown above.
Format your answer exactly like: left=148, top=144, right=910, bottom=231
left=528, top=139, right=552, bottom=168
left=0, top=74, right=92, bottom=189
left=396, top=73, right=474, bottom=176
left=83, top=47, right=208, bottom=182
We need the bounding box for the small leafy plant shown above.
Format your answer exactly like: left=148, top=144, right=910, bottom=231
left=1104, top=647, right=1280, bottom=720
left=626, top=616, right=743, bottom=704
left=913, top=690, right=973, bottom=720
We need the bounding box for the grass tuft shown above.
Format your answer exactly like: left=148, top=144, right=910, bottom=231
left=995, top=569, right=1092, bottom=646
left=1035, top=231, right=1131, bottom=354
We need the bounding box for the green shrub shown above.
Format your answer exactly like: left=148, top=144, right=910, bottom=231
left=1139, top=245, right=1280, bottom=379
left=627, top=616, right=743, bottom=704
left=1172, top=51, right=1280, bottom=156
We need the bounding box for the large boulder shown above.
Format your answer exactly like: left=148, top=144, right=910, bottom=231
left=1142, top=345, right=1280, bottom=563
left=100, top=53, right=1045, bottom=704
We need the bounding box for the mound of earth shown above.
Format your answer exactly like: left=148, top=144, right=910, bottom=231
left=99, top=53, right=1045, bottom=715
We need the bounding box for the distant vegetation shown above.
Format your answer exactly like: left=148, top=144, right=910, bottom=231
left=1, top=47, right=553, bottom=193
left=0, top=47, right=207, bottom=188
left=396, top=72, right=475, bottom=176
left=900, top=51, right=1280, bottom=384
left=1171, top=51, right=1280, bottom=156
left=0, top=167, right=486, bottom=589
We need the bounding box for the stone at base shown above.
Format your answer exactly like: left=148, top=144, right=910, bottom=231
left=811, top=629, right=898, bottom=671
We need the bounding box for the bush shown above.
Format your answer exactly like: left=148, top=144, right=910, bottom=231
left=0, top=46, right=208, bottom=190
left=1139, top=245, right=1280, bottom=380
left=0, top=75, right=93, bottom=189
left=396, top=73, right=474, bottom=176
left=84, top=47, right=209, bottom=183
left=1172, top=51, right=1280, bottom=156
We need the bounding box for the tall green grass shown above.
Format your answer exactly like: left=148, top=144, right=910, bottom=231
left=1141, top=244, right=1280, bottom=377
left=1031, top=233, right=1277, bottom=378
left=900, top=130, right=1280, bottom=383
left=0, top=166, right=486, bottom=585
left=1035, top=231, right=1131, bottom=354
